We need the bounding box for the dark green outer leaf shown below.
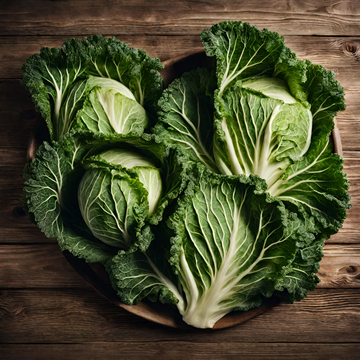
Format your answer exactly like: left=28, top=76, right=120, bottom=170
left=156, top=68, right=218, bottom=172
left=274, top=237, right=324, bottom=302
left=167, top=166, right=304, bottom=328
left=201, top=21, right=286, bottom=97
left=23, top=135, right=119, bottom=264
left=21, top=46, right=86, bottom=140
left=108, top=223, right=183, bottom=306
left=268, top=146, right=350, bottom=238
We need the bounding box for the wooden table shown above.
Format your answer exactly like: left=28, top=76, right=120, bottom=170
left=1, top=1, right=360, bottom=358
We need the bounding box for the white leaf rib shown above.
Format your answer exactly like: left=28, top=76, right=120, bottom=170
left=199, top=183, right=219, bottom=274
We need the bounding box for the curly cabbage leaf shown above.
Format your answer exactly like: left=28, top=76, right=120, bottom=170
left=108, top=224, right=184, bottom=307
left=23, top=135, right=118, bottom=263
left=156, top=68, right=218, bottom=172
left=199, top=21, right=349, bottom=238
left=108, top=166, right=309, bottom=328
left=167, top=169, right=304, bottom=328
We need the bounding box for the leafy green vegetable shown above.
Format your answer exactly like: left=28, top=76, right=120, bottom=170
left=156, top=68, right=218, bottom=172
left=213, top=86, right=312, bottom=186
left=200, top=21, right=349, bottom=238
left=168, top=169, right=302, bottom=328
left=22, top=24, right=350, bottom=329
left=108, top=224, right=183, bottom=306
left=23, top=135, right=118, bottom=263
left=267, top=143, right=350, bottom=238
left=274, top=236, right=324, bottom=302
left=22, top=35, right=163, bottom=140
left=75, top=86, right=148, bottom=137
left=77, top=148, right=165, bottom=249
left=24, top=130, right=192, bottom=258
left=78, top=162, right=149, bottom=249
left=109, top=166, right=308, bottom=328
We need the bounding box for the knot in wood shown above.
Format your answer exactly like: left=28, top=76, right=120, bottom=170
left=346, top=265, right=357, bottom=274
left=342, top=42, right=360, bottom=60
left=13, top=206, right=27, bottom=218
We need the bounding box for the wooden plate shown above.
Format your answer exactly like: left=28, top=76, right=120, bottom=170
left=26, top=51, right=343, bottom=329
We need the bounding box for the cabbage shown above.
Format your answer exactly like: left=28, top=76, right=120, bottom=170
left=77, top=149, right=162, bottom=248
left=21, top=35, right=163, bottom=140
left=23, top=23, right=350, bottom=329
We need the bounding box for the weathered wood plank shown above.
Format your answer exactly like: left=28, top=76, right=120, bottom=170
left=0, top=245, right=85, bottom=288
left=0, top=80, right=36, bottom=167
left=0, top=342, right=359, bottom=360
left=0, top=289, right=359, bottom=343
left=318, top=245, right=360, bottom=288
left=0, top=226, right=52, bottom=245
left=0, top=244, right=359, bottom=289
left=0, top=173, right=51, bottom=245
left=1, top=0, right=360, bottom=36
left=0, top=163, right=52, bottom=244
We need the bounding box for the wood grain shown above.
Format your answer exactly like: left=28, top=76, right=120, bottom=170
left=1, top=343, right=359, bottom=360
left=0, top=245, right=85, bottom=288
left=1, top=244, right=359, bottom=289
left=1, top=0, right=360, bottom=36
left=0, top=289, right=359, bottom=343
left=318, top=245, right=360, bottom=288
left=0, top=164, right=51, bottom=245
left=1, top=0, right=360, bottom=352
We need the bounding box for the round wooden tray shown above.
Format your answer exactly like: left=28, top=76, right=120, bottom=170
left=27, top=51, right=343, bottom=329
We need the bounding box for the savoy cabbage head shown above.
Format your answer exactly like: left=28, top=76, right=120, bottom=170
left=158, top=21, right=349, bottom=240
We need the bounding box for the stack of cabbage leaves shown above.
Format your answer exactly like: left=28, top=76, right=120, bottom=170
left=23, top=22, right=350, bottom=328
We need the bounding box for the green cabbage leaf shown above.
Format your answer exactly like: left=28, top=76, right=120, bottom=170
left=109, top=166, right=313, bottom=328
